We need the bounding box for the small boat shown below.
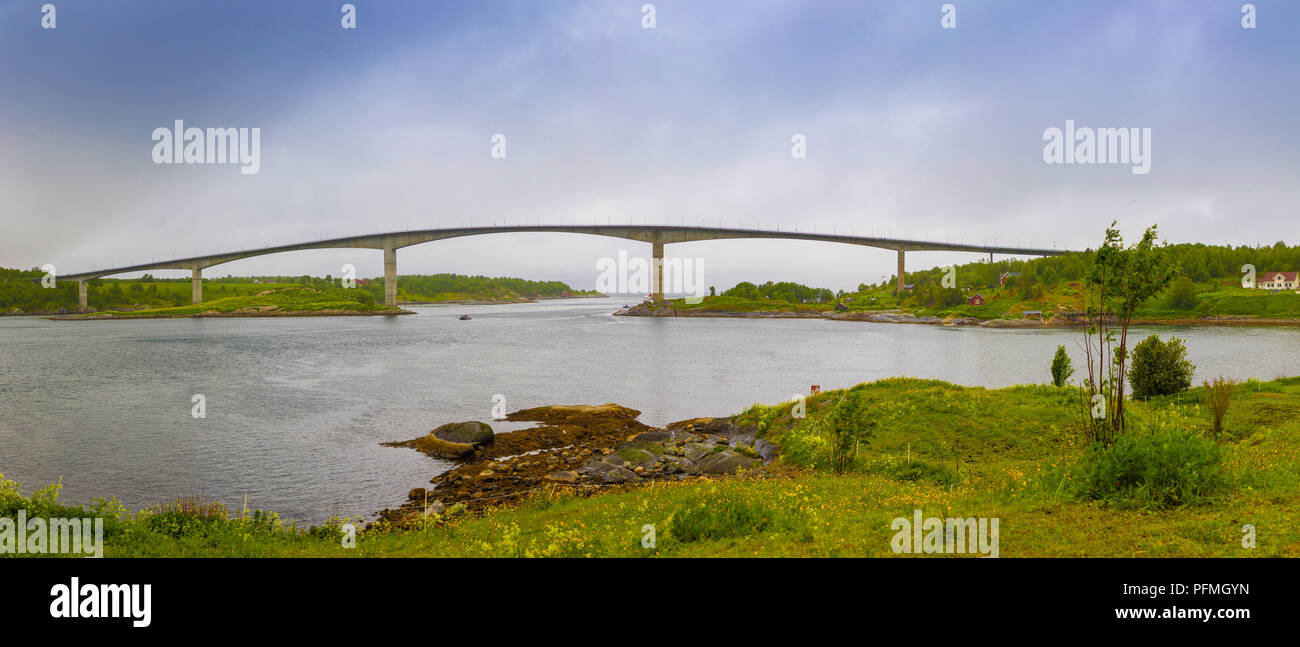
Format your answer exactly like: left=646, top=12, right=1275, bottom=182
left=459, top=314, right=472, bottom=321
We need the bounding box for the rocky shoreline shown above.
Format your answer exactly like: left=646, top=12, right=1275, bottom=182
left=613, top=303, right=1300, bottom=328
left=379, top=403, right=777, bottom=523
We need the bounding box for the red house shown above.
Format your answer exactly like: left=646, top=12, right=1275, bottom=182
left=966, top=293, right=985, bottom=306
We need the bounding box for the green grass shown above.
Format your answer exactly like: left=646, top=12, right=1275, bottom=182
left=59, top=286, right=402, bottom=318
left=1136, top=283, right=1300, bottom=319
left=5, top=376, right=1298, bottom=557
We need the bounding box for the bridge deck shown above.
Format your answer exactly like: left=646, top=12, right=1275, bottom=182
left=58, top=224, right=1073, bottom=282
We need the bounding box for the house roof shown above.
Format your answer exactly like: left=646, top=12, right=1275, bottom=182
left=1261, top=271, right=1299, bottom=282
left=970, top=293, right=984, bottom=298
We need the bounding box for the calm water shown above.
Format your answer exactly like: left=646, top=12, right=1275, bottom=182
left=2, top=297, right=1297, bottom=522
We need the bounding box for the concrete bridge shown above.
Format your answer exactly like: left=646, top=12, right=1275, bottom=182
left=57, top=224, right=1073, bottom=310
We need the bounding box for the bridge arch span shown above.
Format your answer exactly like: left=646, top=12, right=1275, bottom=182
left=59, top=224, right=1072, bottom=310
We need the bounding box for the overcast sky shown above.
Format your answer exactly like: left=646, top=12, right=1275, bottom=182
left=3, top=1, right=1298, bottom=291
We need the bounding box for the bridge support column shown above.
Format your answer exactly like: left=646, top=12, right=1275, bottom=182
left=77, top=280, right=88, bottom=312
left=896, top=249, right=905, bottom=297
left=191, top=268, right=202, bottom=304
left=384, top=246, right=397, bottom=306
left=651, top=242, right=664, bottom=302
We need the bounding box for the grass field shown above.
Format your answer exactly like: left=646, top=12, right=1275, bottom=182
left=4, top=376, right=1296, bottom=557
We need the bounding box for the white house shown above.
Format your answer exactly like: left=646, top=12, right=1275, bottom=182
left=1258, top=271, right=1299, bottom=290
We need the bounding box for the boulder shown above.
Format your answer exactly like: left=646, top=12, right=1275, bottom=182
left=431, top=421, right=495, bottom=448
left=693, top=449, right=761, bottom=474
left=600, top=465, right=642, bottom=484
left=683, top=443, right=716, bottom=463
left=543, top=470, right=579, bottom=483
left=630, top=429, right=693, bottom=444
left=414, top=436, right=477, bottom=460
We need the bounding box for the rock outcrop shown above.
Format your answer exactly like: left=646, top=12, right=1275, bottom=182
left=380, top=405, right=778, bottom=520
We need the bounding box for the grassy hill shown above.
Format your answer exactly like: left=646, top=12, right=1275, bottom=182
left=654, top=240, right=1300, bottom=322
left=6, top=375, right=1296, bottom=557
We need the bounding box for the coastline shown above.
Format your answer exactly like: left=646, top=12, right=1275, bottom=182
left=379, top=404, right=777, bottom=522
left=613, top=304, right=1300, bottom=328
left=400, top=293, right=606, bottom=306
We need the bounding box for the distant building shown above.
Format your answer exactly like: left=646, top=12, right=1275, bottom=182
left=999, top=272, right=1022, bottom=287
left=966, top=293, right=985, bottom=306
left=1056, top=309, right=1086, bottom=322
left=1022, top=310, right=1042, bottom=319
left=1258, top=271, right=1298, bottom=290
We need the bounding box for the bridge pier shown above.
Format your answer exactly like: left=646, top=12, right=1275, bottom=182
left=651, top=242, right=664, bottom=302
left=191, top=268, right=202, bottom=304
left=77, top=280, right=87, bottom=312
left=384, top=246, right=397, bottom=306
left=896, top=249, right=905, bottom=297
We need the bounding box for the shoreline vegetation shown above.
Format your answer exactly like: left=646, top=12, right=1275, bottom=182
left=404, top=292, right=606, bottom=307
left=616, top=236, right=1300, bottom=327
left=0, top=269, right=602, bottom=318
left=46, top=287, right=412, bottom=320
left=615, top=300, right=1300, bottom=328
left=5, top=374, right=1297, bottom=557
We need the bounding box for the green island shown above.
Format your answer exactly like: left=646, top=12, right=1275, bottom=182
left=51, top=286, right=408, bottom=319
left=4, top=375, right=1296, bottom=557
left=0, top=269, right=600, bottom=317
left=625, top=240, right=1300, bottom=326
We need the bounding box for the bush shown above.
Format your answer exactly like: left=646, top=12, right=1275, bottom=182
left=670, top=498, right=773, bottom=543
left=1128, top=335, right=1195, bottom=399
left=1164, top=276, right=1198, bottom=310
left=1050, top=345, right=1074, bottom=387
left=1202, top=377, right=1236, bottom=439
left=1076, top=425, right=1225, bottom=508
left=824, top=392, right=877, bottom=473
left=863, top=455, right=957, bottom=486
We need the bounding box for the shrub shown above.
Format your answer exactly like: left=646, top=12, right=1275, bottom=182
left=670, top=498, right=773, bottom=543
left=1202, top=377, right=1236, bottom=439
left=1164, top=276, right=1198, bottom=310
left=1128, top=335, right=1195, bottom=399
left=1076, top=424, right=1225, bottom=508
left=863, top=455, right=957, bottom=486
left=1050, top=345, right=1074, bottom=387
left=824, top=392, right=877, bottom=473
